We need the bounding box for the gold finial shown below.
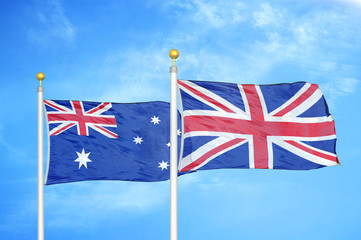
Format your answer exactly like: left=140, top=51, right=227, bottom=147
left=169, top=49, right=179, bottom=66
left=36, top=72, right=45, bottom=87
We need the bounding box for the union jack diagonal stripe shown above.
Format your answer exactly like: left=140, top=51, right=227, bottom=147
left=178, top=80, right=339, bottom=172
left=44, top=100, right=118, bottom=138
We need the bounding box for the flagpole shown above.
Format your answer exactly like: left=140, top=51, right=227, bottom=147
left=37, top=72, right=45, bottom=240
left=169, top=49, right=179, bottom=240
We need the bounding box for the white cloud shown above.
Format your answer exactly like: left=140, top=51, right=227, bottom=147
left=320, top=78, right=359, bottom=107
left=179, top=50, right=263, bottom=84
left=27, top=0, right=75, bottom=45
left=165, top=0, right=246, bottom=28
left=174, top=1, right=361, bottom=109
left=193, top=0, right=245, bottom=27
left=253, top=2, right=283, bottom=27
left=338, top=78, right=358, bottom=93
left=0, top=180, right=168, bottom=232
left=95, top=48, right=171, bottom=103
left=0, top=200, right=37, bottom=235
left=45, top=181, right=168, bottom=228
left=43, top=46, right=173, bottom=103
left=242, top=2, right=361, bottom=88
left=42, top=1, right=360, bottom=107
left=332, top=0, right=361, bottom=7
left=178, top=170, right=303, bottom=224
left=0, top=125, right=26, bottom=158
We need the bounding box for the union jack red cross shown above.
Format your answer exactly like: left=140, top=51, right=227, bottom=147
left=178, top=80, right=339, bottom=172
left=44, top=100, right=118, bottom=139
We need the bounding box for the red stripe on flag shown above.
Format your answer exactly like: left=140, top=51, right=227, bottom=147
left=183, top=115, right=336, bottom=138
left=242, top=85, right=265, bottom=121
left=178, top=80, right=236, bottom=113
left=94, top=125, right=118, bottom=138
left=273, top=84, right=318, bottom=117
left=180, top=138, right=246, bottom=172
left=87, top=103, right=110, bottom=114
left=285, top=140, right=339, bottom=163
left=44, top=100, right=67, bottom=112
left=51, top=123, right=76, bottom=136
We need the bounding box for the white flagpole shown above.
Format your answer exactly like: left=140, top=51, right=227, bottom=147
left=37, top=72, right=45, bottom=240
left=169, top=49, right=179, bottom=240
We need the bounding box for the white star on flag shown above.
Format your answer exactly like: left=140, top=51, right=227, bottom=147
left=133, top=136, right=143, bottom=144
left=177, top=129, right=181, bottom=136
left=74, top=149, right=92, bottom=169
left=167, top=142, right=171, bottom=147
left=158, top=160, right=169, bottom=170
left=151, top=115, right=161, bottom=125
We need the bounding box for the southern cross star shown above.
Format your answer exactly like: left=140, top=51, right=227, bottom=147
left=151, top=115, right=161, bottom=125
left=158, top=161, right=170, bottom=170
left=133, top=136, right=143, bottom=144
left=74, top=149, right=92, bottom=169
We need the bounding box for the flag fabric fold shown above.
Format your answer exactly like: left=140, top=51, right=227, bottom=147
left=44, top=100, right=182, bottom=185
left=177, top=80, right=339, bottom=172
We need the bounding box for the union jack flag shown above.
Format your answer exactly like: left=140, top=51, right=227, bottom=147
left=178, top=80, right=339, bottom=172
left=44, top=100, right=118, bottom=138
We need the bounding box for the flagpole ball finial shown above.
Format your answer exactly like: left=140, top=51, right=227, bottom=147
left=169, top=49, right=179, bottom=66
left=36, top=72, right=45, bottom=86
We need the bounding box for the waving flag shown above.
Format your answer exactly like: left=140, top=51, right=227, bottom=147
left=178, top=80, right=339, bottom=172
left=44, top=100, right=183, bottom=185
left=45, top=100, right=118, bottom=138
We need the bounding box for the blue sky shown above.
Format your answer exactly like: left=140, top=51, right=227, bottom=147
left=1, top=0, right=361, bottom=239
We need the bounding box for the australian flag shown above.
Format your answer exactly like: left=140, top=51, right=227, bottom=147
left=178, top=80, right=340, bottom=172
left=44, top=100, right=182, bottom=185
